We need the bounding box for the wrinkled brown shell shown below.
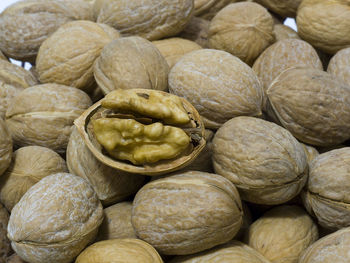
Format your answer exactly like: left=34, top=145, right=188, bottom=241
left=131, top=171, right=243, bottom=255
left=0, top=118, right=12, bottom=177
left=273, top=24, right=300, bottom=42
left=194, top=0, right=241, bottom=18
left=0, top=51, right=7, bottom=61
left=0, top=146, right=68, bottom=212
left=95, top=0, right=193, bottom=40
left=245, top=205, right=318, bottom=263
left=66, top=127, right=145, bottom=205
left=266, top=67, right=350, bottom=146
left=36, top=20, right=120, bottom=93
left=301, top=143, right=319, bottom=164
left=178, top=16, right=210, bottom=48
left=299, top=227, right=350, bottom=263
left=6, top=254, right=27, bottom=263
left=327, top=47, right=350, bottom=85
left=57, top=0, right=94, bottom=20
left=7, top=173, right=103, bottom=263
left=255, top=0, right=302, bottom=18
left=75, top=239, right=163, bottom=263
left=74, top=89, right=205, bottom=175
left=0, top=203, right=11, bottom=262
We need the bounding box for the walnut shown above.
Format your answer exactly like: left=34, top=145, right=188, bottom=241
left=273, top=24, right=300, bottom=42
left=0, top=118, right=12, bottom=177
left=255, top=0, right=302, bottom=18
left=327, top=47, right=350, bottom=85
left=178, top=16, right=210, bottom=48
left=194, top=0, right=241, bottom=19
left=212, top=116, right=308, bottom=205
left=300, top=143, right=319, bottom=164
left=93, top=36, right=169, bottom=95
left=56, top=0, right=94, bottom=20
left=0, top=203, right=10, bottom=263
left=5, top=84, right=92, bottom=153
left=0, top=51, right=7, bottom=61
left=131, top=171, right=243, bottom=255
left=7, top=173, right=103, bottom=263
left=169, top=49, right=263, bottom=129
left=6, top=254, right=27, bottom=263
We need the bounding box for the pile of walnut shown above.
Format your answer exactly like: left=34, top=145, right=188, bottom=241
left=1, top=0, right=350, bottom=262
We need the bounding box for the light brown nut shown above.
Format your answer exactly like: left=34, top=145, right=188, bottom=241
left=0, top=51, right=7, bottom=61
left=0, top=118, right=12, bottom=177
left=152, top=38, right=202, bottom=68
left=0, top=0, right=75, bottom=62
left=36, top=20, right=120, bottom=93
left=299, top=227, right=350, bottom=263
left=94, top=36, right=169, bottom=94
left=327, top=47, right=350, bottom=85
left=169, top=49, right=263, bottom=129
left=5, top=84, right=92, bottom=153
left=96, top=202, right=136, bottom=241
left=178, top=16, right=210, bottom=48
left=0, top=203, right=11, bottom=263
left=0, top=146, right=68, bottom=212
left=66, top=127, right=145, bottom=205
left=131, top=171, right=243, bottom=255
left=266, top=67, right=350, bottom=146
left=194, top=0, right=240, bottom=18
left=57, top=0, right=94, bottom=20
left=6, top=254, right=27, bottom=263
left=297, top=0, right=350, bottom=54
left=303, top=148, right=350, bottom=230
left=254, top=0, right=302, bottom=18
left=94, top=0, right=193, bottom=40
left=7, top=173, right=104, bottom=263
left=0, top=60, right=38, bottom=119
left=169, top=240, right=271, bottom=263
left=75, top=239, right=163, bottom=263
left=75, top=89, right=205, bottom=175
left=273, top=24, right=300, bottom=42
left=245, top=205, right=318, bottom=263
left=252, top=39, right=322, bottom=110
left=300, top=143, right=319, bottom=164
left=212, top=116, right=308, bottom=205
left=209, top=2, right=275, bottom=65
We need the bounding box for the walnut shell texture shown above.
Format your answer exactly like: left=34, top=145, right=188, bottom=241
left=178, top=16, right=210, bottom=48
left=255, top=0, right=302, bottom=18
left=6, top=254, right=27, bottom=263
left=0, top=118, right=12, bottom=177
left=273, top=24, right=300, bottom=42
left=0, top=203, right=10, bottom=263
left=7, top=173, right=104, bottom=263
left=327, top=47, right=350, bottom=85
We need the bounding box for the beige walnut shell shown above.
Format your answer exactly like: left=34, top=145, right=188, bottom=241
left=0, top=203, right=10, bottom=263
left=254, top=0, right=302, bottom=18
left=0, top=51, right=7, bottom=61
left=7, top=173, right=104, bottom=263
left=302, top=148, right=350, bottom=230
left=297, top=0, right=350, bottom=54
left=0, top=118, right=12, bottom=177
left=6, top=254, right=27, bottom=263
left=95, top=0, right=193, bottom=40
left=94, top=36, right=169, bottom=94
left=252, top=39, right=322, bottom=109
left=0, top=60, right=38, bottom=119
left=170, top=240, right=271, bottom=263
left=56, top=0, right=94, bottom=20
left=5, top=84, right=92, bottom=153
left=152, top=38, right=202, bottom=68
left=66, top=127, right=145, bottom=205
left=0, top=146, right=68, bottom=212
left=299, top=227, right=350, bottom=263
left=96, top=202, right=136, bottom=241
left=209, top=2, right=275, bottom=65
left=169, top=49, right=263, bottom=129
left=36, top=20, right=120, bottom=93
left=300, top=143, right=319, bottom=164
left=212, top=116, right=308, bottom=205
left=194, top=0, right=241, bottom=18
left=245, top=205, right=318, bottom=263
left=75, top=239, right=163, bottom=263
left=131, top=171, right=243, bottom=255
left=327, top=47, right=350, bottom=85
left=273, top=24, right=300, bottom=42
left=178, top=16, right=210, bottom=48
left=266, top=67, right=350, bottom=146
left=0, top=0, right=75, bottom=62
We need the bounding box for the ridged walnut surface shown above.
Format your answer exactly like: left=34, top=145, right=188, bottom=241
left=273, top=25, right=300, bottom=42
left=0, top=0, right=75, bottom=62
left=212, top=116, right=307, bottom=205
left=94, top=36, right=169, bottom=94
left=0, top=203, right=10, bottom=263
left=209, top=2, right=275, bottom=65
left=0, top=146, right=68, bottom=212
left=299, top=227, right=350, bottom=263
left=131, top=171, right=243, bottom=255
left=7, top=173, right=104, bottom=263
left=178, top=16, right=210, bottom=48
left=170, top=240, right=271, bottom=263
left=0, top=60, right=38, bottom=119
left=327, top=47, right=350, bottom=85
left=297, top=0, right=350, bottom=54
left=253, top=39, right=322, bottom=109
left=194, top=0, right=240, bottom=18
left=245, top=205, right=318, bottom=263
left=5, top=84, right=92, bottom=153
left=301, top=143, right=319, bottom=165
left=66, top=127, right=145, bottom=206
left=75, top=239, right=163, bottom=263
left=6, top=254, right=27, bottom=263
left=96, top=202, right=136, bottom=241
left=303, top=148, right=350, bottom=229
left=56, top=0, right=94, bottom=20
left=266, top=67, right=350, bottom=146
left=0, top=118, right=12, bottom=177
left=95, top=0, right=193, bottom=41
left=254, top=0, right=302, bottom=18
left=36, top=21, right=120, bottom=93
left=169, top=49, right=263, bottom=129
